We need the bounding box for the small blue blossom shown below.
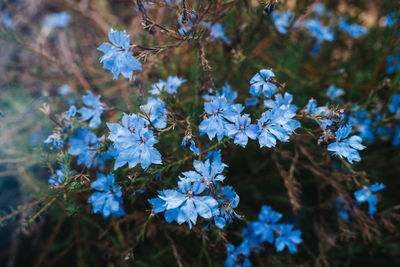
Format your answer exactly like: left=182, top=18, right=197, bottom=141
left=384, top=13, right=398, bottom=27
left=58, top=84, right=71, bottom=97
left=48, top=167, right=73, bottom=187
left=393, top=125, right=400, bottom=146
left=312, top=3, right=325, bottom=16
left=78, top=91, right=105, bottom=128
left=249, top=69, right=277, bottom=98
left=257, top=108, right=300, bottom=148
left=178, top=13, right=195, bottom=36
left=326, top=84, right=344, bottom=101
left=264, top=92, right=297, bottom=112
left=272, top=11, right=293, bottom=34
left=88, top=173, right=126, bottom=218
left=336, top=197, right=351, bottom=221
left=388, top=94, right=400, bottom=114
left=327, top=125, right=366, bottom=163
left=107, top=114, right=162, bottom=170
left=140, top=97, right=168, bottom=129
left=386, top=53, right=400, bottom=74
left=149, top=76, right=186, bottom=95
left=304, top=98, right=332, bottom=129
left=206, top=149, right=225, bottom=165
left=221, top=82, right=237, bottom=103
left=354, top=183, right=386, bottom=217
left=348, top=110, right=375, bottom=142
left=181, top=134, right=199, bottom=155
left=250, top=205, right=282, bottom=244
left=68, top=127, right=113, bottom=169
left=148, top=178, right=219, bottom=229
left=339, top=17, right=368, bottom=38
left=303, top=18, right=335, bottom=43
left=44, top=132, right=64, bottom=150
left=199, top=96, right=243, bottom=141
left=44, top=12, right=71, bottom=28
left=214, top=186, right=240, bottom=229
left=1, top=12, right=12, bottom=29
left=203, top=82, right=237, bottom=103
left=225, top=241, right=251, bottom=267
left=64, top=105, right=77, bottom=119
left=98, top=28, right=142, bottom=80
left=180, top=159, right=226, bottom=186
left=245, top=98, right=258, bottom=106
left=203, top=22, right=230, bottom=43
left=226, top=114, right=258, bottom=147
left=275, top=224, right=303, bottom=253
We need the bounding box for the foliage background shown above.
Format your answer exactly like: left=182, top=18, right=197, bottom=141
left=0, top=0, right=399, bottom=266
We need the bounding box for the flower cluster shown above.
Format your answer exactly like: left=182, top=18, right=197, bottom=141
left=225, top=205, right=303, bottom=267
left=149, top=156, right=240, bottom=229
left=88, top=173, right=126, bottom=218
left=107, top=113, right=162, bottom=170
left=98, top=28, right=142, bottom=80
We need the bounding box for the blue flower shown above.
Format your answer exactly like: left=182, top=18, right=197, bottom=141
left=312, top=3, right=325, bottom=16
left=44, top=132, right=64, bottom=150
left=149, top=76, right=186, bottom=95
left=203, top=82, right=237, bottom=103
left=384, top=13, right=398, bottom=27
left=181, top=134, right=199, bottom=155
left=336, top=197, right=351, bottom=221
left=304, top=98, right=332, bottom=129
left=226, top=114, right=258, bottom=147
left=264, top=92, right=298, bottom=112
left=88, top=173, right=126, bottom=218
left=303, top=18, right=335, bottom=43
left=48, top=167, right=73, bottom=187
left=272, top=11, right=293, bottom=34
left=68, top=127, right=111, bottom=169
left=275, top=224, right=303, bottom=253
left=393, top=125, right=400, bottom=146
left=107, top=114, right=162, bottom=170
left=206, top=149, right=225, bottom=165
left=98, top=28, right=142, bottom=80
left=326, top=84, right=344, bottom=101
left=221, top=82, right=237, bottom=103
left=388, top=94, right=400, bottom=114
left=245, top=98, right=258, bottom=106
left=257, top=108, right=300, bottom=148
left=180, top=159, right=226, bottom=186
left=386, top=53, right=400, bottom=74
left=44, top=12, right=71, bottom=28
left=339, top=17, right=368, bottom=38
left=58, top=84, right=71, bottom=96
left=327, top=125, right=366, bottom=163
left=140, top=97, right=168, bottom=129
left=148, top=178, right=219, bottom=229
left=251, top=205, right=282, bottom=244
left=214, top=186, right=240, bottom=229
left=225, top=241, right=251, bottom=267
left=249, top=69, right=277, bottom=98
left=203, top=22, right=230, bottom=43
left=1, top=12, right=12, bottom=29
left=348, top=110, right=375, bottom=142
left=78, top=91, right=105, bottom=128
left=64, top=105, right=77, bottom=119
left=199, top=96, right=243, bottom=141
left=354, top=183, right=386, bottom=217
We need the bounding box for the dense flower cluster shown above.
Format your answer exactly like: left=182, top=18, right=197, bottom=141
left=38, top=5, right=399, bottom=262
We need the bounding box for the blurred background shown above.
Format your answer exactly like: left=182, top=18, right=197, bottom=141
left=0, top=0, right=399, bottom=266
